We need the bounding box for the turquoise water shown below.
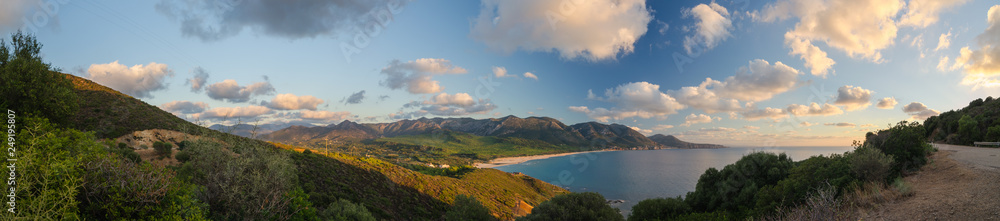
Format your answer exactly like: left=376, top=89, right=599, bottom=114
left=494, top=146, right=855, bottom=215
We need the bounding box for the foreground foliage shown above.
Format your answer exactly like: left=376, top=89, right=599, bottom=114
left=517, top=192, right=624, bottom=221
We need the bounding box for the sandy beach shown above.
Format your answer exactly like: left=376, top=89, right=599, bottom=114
left=475, top=150, right=614, bottom=168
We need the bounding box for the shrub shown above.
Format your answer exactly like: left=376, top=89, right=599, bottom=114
left=154, top=141, right=173, bottom=158
left=0, top=117, right=103, bottom=220
left=986, top=125, right=1000, bottom=143
left=177, top=140, right=192, bottom=150
left=179, top=140, right=298, bottom=220
left=862, top=121, right=928, bottom=175
left=0, top=31, right=78, bottom=124
left=754, top=154, right=854, bottom=216
left=445, top=195, right=497, bottom=221
left=517, top=192, right=624, bottom=221
left=848, top=147, right=894, bottom=183
left=319, top=199, right=376, bottom=221
left=174, top=150, right=191, bottom=163
left=685, top=152, right=794, bottom=215
left=628, top=196, right=690, bottom=221
left=958, top=115, right=980, bottom=144
left=78, top=153, right=176, bottom=220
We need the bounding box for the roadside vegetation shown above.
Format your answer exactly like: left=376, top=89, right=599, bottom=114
left=924, top=96, right=1000, bottom=146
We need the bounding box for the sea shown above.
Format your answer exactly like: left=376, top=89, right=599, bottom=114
left=493, top=146, right=856, bottom=216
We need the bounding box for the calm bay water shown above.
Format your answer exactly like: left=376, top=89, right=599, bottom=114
left=494, top=146, right=855, bottom=215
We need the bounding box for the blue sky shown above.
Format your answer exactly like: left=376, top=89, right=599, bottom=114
left=3, top=0, right=999, bottom=146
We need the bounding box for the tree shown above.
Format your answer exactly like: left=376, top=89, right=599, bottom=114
left=959, top=115, right=980, bottom=144
left=629, top=197, right=690, bottom=221
left=987, top=125, right=1000, bottom=143
left=517, top=192, right=624, bottom=221
left=318, top=199, right=376, bottom=221
left=445, top=195, right=497, bottom=221
left=154, top=141, right=173, bottom=158
left=0, top=31, right=78, bottom=124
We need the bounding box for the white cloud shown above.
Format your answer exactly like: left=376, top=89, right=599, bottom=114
left=833, top=85, right=873, bottom=111
left=903, top=102, right=941, bottom=120
left=800, top=121, right=816, bottom=127
left=677, top=127, right=738, bottom=136
left=187, top=67, right=210, bottom=93
left=0, top=0, right=37, bottom=30
left=652, top=125, right=675, bottom=130
left=192, top=105, right=273, bottom=120
left=900, top=0, right=970, bottom=28
left=265, top=94, right=324, bottom=110
left=160, top=101, right=209, bottom=114
left=400, top=93, right=496, bottom=117
left=740, top=107, right=788, bottom=121
left=824, top=122, right=857, bottom=128
left=936, top=32, right=952, bottom=51
left=786, top=102, right=844, bottom=116
left=380, top=58, right=468, bottom=94
left=876, top=97, right=898, bottom=109
left=682, top=2, right=733, bottom=55
left=937, top=56, right=952, bottom=71
left=469, top=0, right=652, bottom=61
left=578, top=82, right=685, bottom=122
left=205, top=79, right=275, bottom=103
left=669, top=59, right=801, bottom=113
left=951, top=5, right=1000, bottom=88
left=493, top=66, right=510, bottom=78
left=87, top=61, right=173, bottom=98
left=628, top=126, right=653, bottom=135
left=760, top=0, right=905, bottom=76
left=524, top=72, right=538, bottom=80
left=681, top=113, right=714, bottom=127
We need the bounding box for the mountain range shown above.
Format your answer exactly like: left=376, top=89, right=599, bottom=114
left=259, top=115, right=725, bottom=150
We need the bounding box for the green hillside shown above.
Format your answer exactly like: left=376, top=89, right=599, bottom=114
left=924, top=96, right=1000, bottom=145
left=379, top=130, right=581, bottom=160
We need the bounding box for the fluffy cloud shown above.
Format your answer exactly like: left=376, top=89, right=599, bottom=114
left=628, top=126, right=653, bottom=135
left=833, top=85, right=873, bottom=111
left=681, top=113, right=714, bottom=127
left=578, top=82, right=685, bottom=122
left=187, top=67, right=209, bottom=93
left=936, top=32, right=952, bottom=51
left=160, top=101, right=209, bottom=114
left=400, top=93, right=497, bottom=117
left=740, top=107, right=788, bottom=121
left=469, top=0, right=652, bottom=61
left=668, top=59, right=801, bottom=113
left=951, top=5, right=1000, bottom=88
left=786, top=103, right=844, bottom=116
left=492, top=66, right=510, bottom=78
left=824, top=122, right=857, bottom=128
left=192, top=105, right=273, bottom=120
left=903, top=102, right=941, bottom=120
left=205, top=79, right=276, bottom=103
left=677, top=127, right=738, bottom=136
left=264, top=94, right=324, bottom=110
left=524, top=72, right=538, bottom=80
left=154, top=0, right=407, bottom=41
left=682, top=2, right=733, bottom=55
left=344, top=90, right=366, bottom=104
left=876, top=97, right=899, bottom=109
left=653, top=125, right=675, bottom=130
left=899, top=0, right=969, bottom=28
left=380, top=58, right=468, bottom=94
left=800, top=122, right=816, bottom=127
left=87, top=61, right=173, bottom=98
left=759, top=0, right=905, bottom=76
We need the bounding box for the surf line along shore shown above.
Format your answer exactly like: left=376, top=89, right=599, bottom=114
left=474, top=149, right=619, bottom=169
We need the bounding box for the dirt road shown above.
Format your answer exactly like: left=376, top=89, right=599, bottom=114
left=858, top=144, right=1000, bottom=220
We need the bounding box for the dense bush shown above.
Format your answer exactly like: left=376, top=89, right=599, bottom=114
left=986, top=125, right=1000, bottom=143
left=178, top=140, right=300, bottom=220
left=111, top=143, right=143, bottom=163
left=754, top=154, right=855, bottom=215
left=518, top=192, right=624, bottom=221
left=318, top=199, right=377, bottom=221
left=444, top=195, right=497, bottom=221
left=848, top=147, right=894, bottom=183
left=0, top=32, right=78, bottom=124
left=78, top=153, right=176, bottom=219
left=628, top=196, right=690, bottom=221
left=958, top=115, right=980, bottom=144
left=154, top=141, right=173, bottom=158
left=685, top=152, right=794, bottom=215
left=862, top=121, right=929, bottom=175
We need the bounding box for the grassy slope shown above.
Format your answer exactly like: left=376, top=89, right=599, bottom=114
left=378, top=130, right=580, bottom=160
left=275, top=142, right=569, bottom=220
left=61, top=73, right=569, bottom=220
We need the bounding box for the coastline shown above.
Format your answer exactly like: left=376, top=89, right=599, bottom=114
left=474, top=149, right=618, bottom=168
left=474, top=146, right=731, bottom=169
